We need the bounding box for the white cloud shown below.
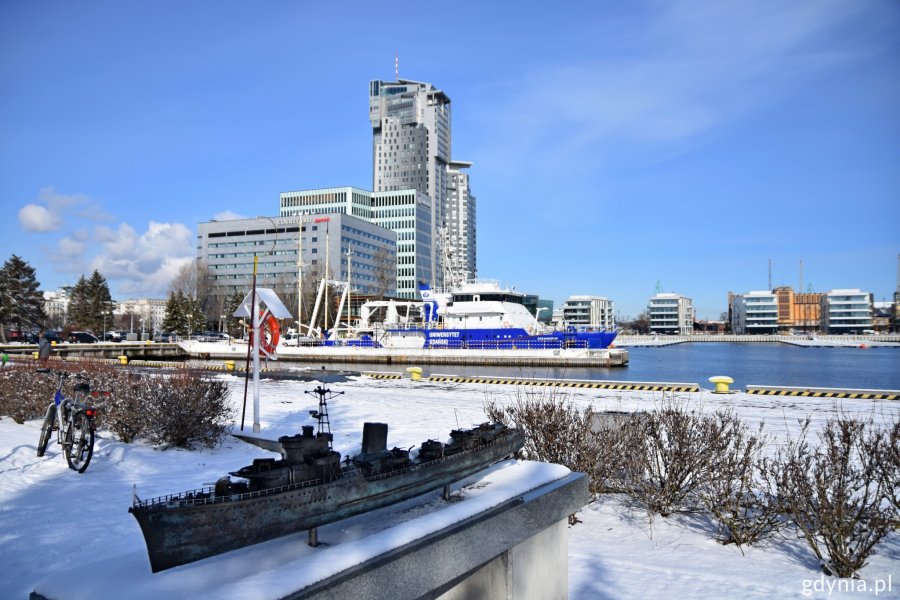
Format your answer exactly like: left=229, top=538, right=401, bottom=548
left=89, top=221, right=195, bottom=296
left=19, top=187, right=114, bottom=234
left=18, top=204, right=62, bottom=232
left=213, top=210, right=247, bottom=221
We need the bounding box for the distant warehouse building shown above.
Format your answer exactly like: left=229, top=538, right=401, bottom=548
left=820, top=289, right=873, bottom=334
left=730, top=291, right=778, bottom=334
left=561, top=296, right=615, bottom=330
left=197, top=213, right=397, bottom=316
left=648, top=293, right=694, bottom=335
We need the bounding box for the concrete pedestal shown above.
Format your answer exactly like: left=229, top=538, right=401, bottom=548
left=291, top=471, right=588, bottom=600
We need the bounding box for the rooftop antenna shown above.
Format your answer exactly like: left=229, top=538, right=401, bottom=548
left=655, top=280, right=663, bottom=294
left=395, top=52, right=399, bottom=81
left=768, top=258, right=772, bottom=290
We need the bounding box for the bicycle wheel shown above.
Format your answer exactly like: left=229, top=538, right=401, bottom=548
left=36, top=403, right=57, bottom=457
left=64, top=412, right=94, bottom=473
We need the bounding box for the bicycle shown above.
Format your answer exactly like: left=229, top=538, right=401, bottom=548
left=36, top=368, right=103, bottom=473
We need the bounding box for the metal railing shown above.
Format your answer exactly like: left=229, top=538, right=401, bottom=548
left=132, top=432, right=519, bottom=509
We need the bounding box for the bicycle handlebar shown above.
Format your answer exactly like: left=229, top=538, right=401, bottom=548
left=36, top=368, right=87, bottom=381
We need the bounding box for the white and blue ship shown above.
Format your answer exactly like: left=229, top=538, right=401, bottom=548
left=357, top=281, right=617, bottom=351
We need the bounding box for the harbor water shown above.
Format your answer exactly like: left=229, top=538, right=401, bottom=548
left=291, top=343, right=900, bottom=391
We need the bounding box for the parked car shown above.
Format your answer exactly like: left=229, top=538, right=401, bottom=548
left=104, top=331, right=123, bottom=342
left=68, top=331, right=99, bottom=344
left=198, top=331, right=231, bottom=343
left=44, top=330, right=65, bottom=344
left=153, top=332, right=178, bottom=343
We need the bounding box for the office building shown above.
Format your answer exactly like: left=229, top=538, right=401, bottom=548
left=648, top=293, right=694, bottom=335
left=279, top=186, right=430, bottom=299
left=197, top=213, right=397, bottom=317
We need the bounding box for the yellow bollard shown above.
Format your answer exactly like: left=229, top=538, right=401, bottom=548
left=708, top=375, right=735, bottom=394
left=406, top=366, right=423, bottom=381
left=33, top=351, right=39, bottom=360
left=224, top=360, right=235, bottom=372
left=118, top=355, right=128, bottom=365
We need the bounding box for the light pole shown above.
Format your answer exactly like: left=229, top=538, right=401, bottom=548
left=140, top=318, right=145, bottom=338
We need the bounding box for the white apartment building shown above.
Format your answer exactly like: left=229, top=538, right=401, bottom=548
left=731, top=291, right=778, bottom=334
left=114, top=298, right=167, bottom=334
left=820, top=289, right=873, bottom=334
left=561, top=296, right=615, bottom=330
left=43, top=288, right=71, bottom=327
left=648, top=293, right=694, bottom=335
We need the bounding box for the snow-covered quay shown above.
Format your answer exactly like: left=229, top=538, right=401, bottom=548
left=1, top=374, right=898, bottom=599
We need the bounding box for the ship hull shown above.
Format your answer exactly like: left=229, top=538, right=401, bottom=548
left=130, top=431, right=524, bottom=572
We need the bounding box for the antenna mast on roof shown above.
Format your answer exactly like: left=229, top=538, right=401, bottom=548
left=395, top=52, right=399, bottom=81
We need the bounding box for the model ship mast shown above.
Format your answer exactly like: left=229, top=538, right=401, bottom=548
left=305, top=385, right=343, bottom=451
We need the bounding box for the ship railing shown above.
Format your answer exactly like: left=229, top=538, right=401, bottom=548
left=132, top=431, right=520, bottom=509
left=132, top=473, right=352, bottom=509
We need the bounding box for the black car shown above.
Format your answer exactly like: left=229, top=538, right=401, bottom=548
left=44, top=330, right=65, bottom=344
left=68, top=331, right=99, bottom=344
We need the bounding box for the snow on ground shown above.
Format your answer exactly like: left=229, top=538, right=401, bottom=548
left=1, top=374, right=898, bottom=599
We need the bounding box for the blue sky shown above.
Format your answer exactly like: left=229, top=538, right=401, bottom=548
left=2, top=1, right=898, bottom=320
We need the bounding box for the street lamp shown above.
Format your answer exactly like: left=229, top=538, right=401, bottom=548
left=140, top=318, right=145, bottom=338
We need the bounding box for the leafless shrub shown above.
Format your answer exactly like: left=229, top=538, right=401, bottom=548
left=142, top=370, right=234, bottom=448
left=697, top=410, right=782, bottom=547
left=622, top=400, right=723, bottom=517
left=765, top=416, right=895, bottom=578
left=873, top=420, right=899, bottom=513
left=485, top=387, right=605, bottom=493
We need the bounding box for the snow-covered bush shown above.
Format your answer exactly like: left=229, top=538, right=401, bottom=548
left=2, top=362, right=233, bottom=448
left=0, top=363, right=57, bottom=423
left=766, top=417, right=896, bottom=578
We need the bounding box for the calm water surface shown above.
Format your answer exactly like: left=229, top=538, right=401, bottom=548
left=309, top=343, right=900, bottom=390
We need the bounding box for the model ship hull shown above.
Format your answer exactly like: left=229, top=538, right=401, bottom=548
left=130, top=429, right=524, bottom=572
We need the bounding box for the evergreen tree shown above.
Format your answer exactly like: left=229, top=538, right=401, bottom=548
left=0, top=254, right=46, bottom=342
left=226, top=291, right=245, bottom=338
left=162, top=291, right=188, bottom=335
left=67, top=270, right=115, bottom=333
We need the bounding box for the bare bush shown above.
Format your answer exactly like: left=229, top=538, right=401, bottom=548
left=624, top=400, right=719, bottom=517
left=142, top=370, right=234, bottom=448
left=697, top=410, right=781, bottom=547
left=485, top=387, right=604, bottom=493
left=766, top=417, right=895, bottom=578
left=873, top=420, right=899, bottom=513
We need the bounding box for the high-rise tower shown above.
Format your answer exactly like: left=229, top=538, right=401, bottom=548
left=369, top=78, right=475, bottom=287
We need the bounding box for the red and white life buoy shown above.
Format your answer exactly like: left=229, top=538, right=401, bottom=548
left=249, top=311, right=280, bottom=355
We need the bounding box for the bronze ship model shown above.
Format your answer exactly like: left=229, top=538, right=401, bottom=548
left=129, top=386, right=525, bottom=572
